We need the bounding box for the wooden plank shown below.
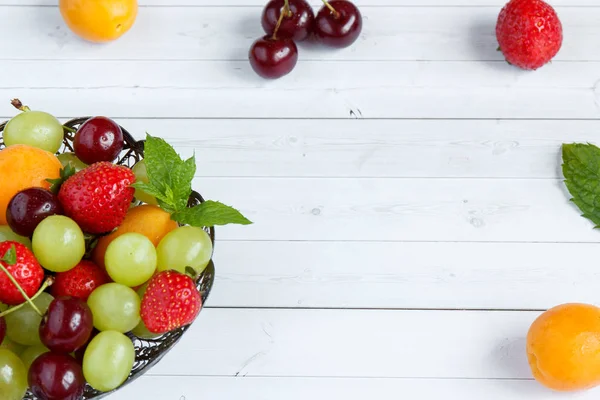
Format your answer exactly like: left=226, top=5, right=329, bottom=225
left=212, top=241, right=600, bottom=309
left=0, top=7, right=597, bottom=61
left=143, top=308, right=538, bottom=379
left=111, top=375, right=598, bottom=400
left=0, top=118, right=583, bottom=179
left=194, top=177, right=597, bottom=243
left=1, top=61, right=600, bottom=119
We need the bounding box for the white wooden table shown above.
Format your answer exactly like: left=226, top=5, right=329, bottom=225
left=2, top=0, right=600, bottom=398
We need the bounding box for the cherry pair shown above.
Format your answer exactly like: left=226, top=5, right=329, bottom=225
left=249, top=0, right=363, bottom=79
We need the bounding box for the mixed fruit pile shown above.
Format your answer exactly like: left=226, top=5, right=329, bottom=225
left=0, top=100, right=250, bottom=400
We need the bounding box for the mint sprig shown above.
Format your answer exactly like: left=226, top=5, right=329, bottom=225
left=172, top=200, right=252, bottom=227
left=562, top=143, right=600, bottom=227
left=132, top=134, right=252, bottom=227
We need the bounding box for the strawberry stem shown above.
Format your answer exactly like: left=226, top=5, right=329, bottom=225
left=321, top=0, right=340, bottom=18
left=272, top=0, right=291, bottom=40
left=10, top=98, right=30, bottom=112
left=0, top=276, right=53, bottom=318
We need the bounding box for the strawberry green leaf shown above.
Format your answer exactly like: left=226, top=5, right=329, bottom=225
left=562, top=143, right=600, bottom=227
left=46, top=163, right=77, bottom=194
left=1, top=245, right=17, bottom=265
left=172, top=200, right=252, bottom=227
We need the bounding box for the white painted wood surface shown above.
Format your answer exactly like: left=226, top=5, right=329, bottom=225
left=1, top=0, right=599, bottom=398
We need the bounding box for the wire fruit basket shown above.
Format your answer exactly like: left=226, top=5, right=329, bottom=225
left=0, top=117, right=215, bottom=399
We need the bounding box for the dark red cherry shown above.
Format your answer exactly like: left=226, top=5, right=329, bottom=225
left=315, top=0, right=362, bottom=48
left=261, top=0, right=315, bottom=42
left=39, top=297, right=94, bottom=353
left=249, top=36, right=299, bottom=79
left=28, top=352, right=85, bottom=400
left=0, top=316, right=5, bottom=345
left=6, top=188, right=63, bottom=237
left=74, top=116, right=124, bottom=164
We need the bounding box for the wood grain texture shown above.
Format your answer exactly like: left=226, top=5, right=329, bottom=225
left=110, top=376, right=600, bottom=400
left=211, top=241, right=600, bottom=309
left=3, top=1, right=597, bottom=398
left=195, top=177, right=596, bottom=243
left=2, top=60, right=600, bottom=119
left=141, top=308, right=537, bottom=379
left=0, top=118, right=582, bottom=179
left=0, top=7, right=597, bottom=61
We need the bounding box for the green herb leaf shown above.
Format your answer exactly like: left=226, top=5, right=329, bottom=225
left=562, top=143, right=600, bottom=227
left=142, top=134, right=252, bottom=226
left=132, top=182, right=172, bottom=204
left=143, top=134, right=181, bottom=201
left=1, top=245, right=17, bottom=265
left=172, top=200, right=253, bottom=227
left=171, top=155, right=196, bottom=211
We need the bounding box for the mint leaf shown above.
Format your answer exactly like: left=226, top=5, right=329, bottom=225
left=141, top=134, right=251, bottom=227
left=172, top=200, right=252, bottom=227
left=171, top=155, right=196, bottom=211
left=1, top=245, right=17, bottom=265
left=562, top=143, right=600, bottom=227
left=143, top=134, right=182, bottom=204
left=131, top=182, right=171, bottom=204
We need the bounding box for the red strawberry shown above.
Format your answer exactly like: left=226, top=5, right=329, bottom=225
left=0, top=241, right=44, bottom=305
left=496, top=0, right=563, bottom=70
left=58, top=162, right=135, bottom=234
left=141, top=271, right=202, bottom=334
left=51, top=260, right=111, bottom=301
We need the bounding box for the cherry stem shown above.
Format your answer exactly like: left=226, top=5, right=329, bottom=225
left=10, top=98, right=30, bottom=112
left=63, top=125, right=76, bottom=134
left=0, top=273, right=53, bottom=318
left=272, top=0, right=291, bottom=40
left=321, top=0, right=340, bottom=18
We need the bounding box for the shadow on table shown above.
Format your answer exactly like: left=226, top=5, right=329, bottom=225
left=467, top=18, right=510, bottom=72
left=489, top=335, right=559, bottom=396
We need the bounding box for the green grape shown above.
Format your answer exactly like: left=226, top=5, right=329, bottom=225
left=5, top=293, right=53, bottom=346
left=4, top=111, right=64, bottom=153
left=157, top=226, right=212, bottom=275
left=32, top=215, right=85, bottom=272
left=0, top=349, right=28, bottom=400
left=131, top=284, right=160, bottom=339
left=105, top=233, right=157, bottom=287
left=83, top=330, right=135, bottom=392
left=131, top=319, right=161, bottom=339
left=0, top=337, right=25, bottom=356
left=0, top=225, right=31, bottom=249
left=132, top=160, right=158, bottom=205
left=20, top=345, right=49, bottom=371
left=88, top=283, right=140, bottom=333
left=57, top=152, right=88, bottom=172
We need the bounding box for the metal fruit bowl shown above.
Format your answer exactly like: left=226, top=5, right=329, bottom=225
left=0, top=117, right=215, bottom=399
